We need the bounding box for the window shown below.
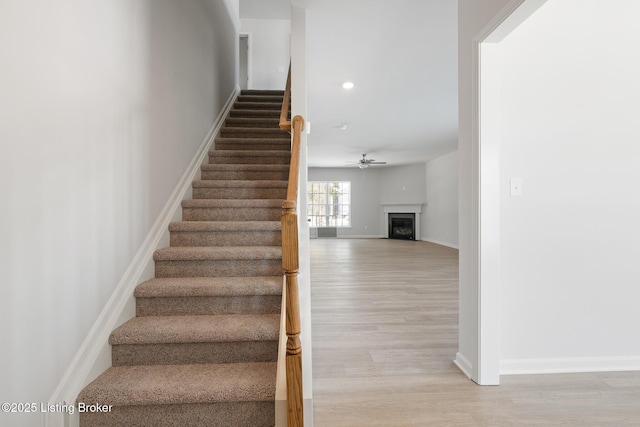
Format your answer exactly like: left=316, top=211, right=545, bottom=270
left=307, top=181, right=351, bottom=227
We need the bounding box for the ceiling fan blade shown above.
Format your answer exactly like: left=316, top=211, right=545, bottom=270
left=369, top=161, right=387, bottom=164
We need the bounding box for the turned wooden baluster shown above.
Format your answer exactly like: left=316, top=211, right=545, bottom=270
left=281, top=115, right=304, bottom=427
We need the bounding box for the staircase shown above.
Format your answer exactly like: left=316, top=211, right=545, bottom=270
left=77, top=90, right=290, bottom=427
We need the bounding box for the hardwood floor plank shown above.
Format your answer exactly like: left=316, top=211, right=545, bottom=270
left=310, top=239, right=640, bottom=426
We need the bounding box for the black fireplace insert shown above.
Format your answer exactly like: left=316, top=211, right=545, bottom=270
left=388, top=213, right=415, bottom=240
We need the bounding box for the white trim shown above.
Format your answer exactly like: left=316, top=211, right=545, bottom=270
left=471, top=0, right=548, bottom=386
left=275, top=277, right=287, bottom=427
left=338, top=235, right=384, bottom=239
left=421, top=238, right=459, bottom=250
left=382, top=203, right=424, bottom=240
left=45, top=88, right=239, bottom=427
left=501, top=357, right=640, bottom=375
left=455, top=352, right=473, bottom=379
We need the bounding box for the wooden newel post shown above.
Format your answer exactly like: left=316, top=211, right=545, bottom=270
left=282, top=200, right=303, bottom=426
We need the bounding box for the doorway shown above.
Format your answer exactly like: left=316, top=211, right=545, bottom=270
left=239, top=34, right=251, bottom=90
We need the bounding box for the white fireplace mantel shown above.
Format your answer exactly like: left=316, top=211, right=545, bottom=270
left=382, top=203, right=424, bottom=239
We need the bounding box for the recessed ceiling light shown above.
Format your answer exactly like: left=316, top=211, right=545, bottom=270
left=338, top=124, right=348, bottom=131
left=342, top=81, right=354, bottom=90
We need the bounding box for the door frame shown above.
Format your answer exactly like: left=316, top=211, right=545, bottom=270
left=471, top=0, right=548, bottom=385
left=239, top=32, right=252, bottom=90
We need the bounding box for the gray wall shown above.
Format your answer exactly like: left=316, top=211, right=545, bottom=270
left=0, top=2, right=237, bottom=425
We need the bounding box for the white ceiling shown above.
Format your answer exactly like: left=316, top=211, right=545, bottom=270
left=240, top=0, right=459, bottom=168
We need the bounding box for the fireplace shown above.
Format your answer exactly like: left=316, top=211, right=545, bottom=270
left=388, top=213, right=415, bottom=240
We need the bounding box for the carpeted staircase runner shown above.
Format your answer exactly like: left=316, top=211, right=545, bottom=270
left=77, top=90, right=289, bottom=427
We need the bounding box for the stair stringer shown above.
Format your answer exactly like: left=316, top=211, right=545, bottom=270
left=45, top=87, right=241, bottom=427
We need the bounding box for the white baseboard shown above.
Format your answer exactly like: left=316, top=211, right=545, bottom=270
left=500, top=356, right=640, bottom=375
left=454, top=352, right=473, bottom=379
left=45, top=88, right=239, bottom=427
left=420, top=238, right=459, bottom=249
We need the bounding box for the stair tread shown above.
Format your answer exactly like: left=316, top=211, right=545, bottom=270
left=209, top=150, right=291, bottom=157
left=233, top=102, right=282, bottom=109
left=201, top=163, right=289, bottom=171
left=182, top=199, right=283, bottom=208
left=134, top=277, right=282, bottom=298
left=229, top=108, right=280, bottom=116
left=226, top=117, right=280, bottom=124
left=110, top=314, right=280, bottom=345
left=77, top=362, right=276, bottom=406
left=154, top=246, right=282, bottom=261
left=169, top=221, right=281, bottom=232
left=215, top=137, right=290, bottom=143
left=192, top=180, right=287, bottom=188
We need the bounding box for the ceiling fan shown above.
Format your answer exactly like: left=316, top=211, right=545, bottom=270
left=349, top=153, right=387, bottom=169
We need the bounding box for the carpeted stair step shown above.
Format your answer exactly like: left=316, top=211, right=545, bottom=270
left=236, top=95, right=283, bottom=104
left=229, top=108, right=281, bottom=119
left=153, top=246, right=282, bottom=278
left=209, top=150, right=290, bottom=165
left=241, top=89, right=284, bottom=96
left=169, top=221, right=281, bottom=247
left=225, top=117, right=281, bottom=128
left=214, top=137, right=290, bottom=151
left=77, top=87, right=289, bottom=426
left=134, top=276, right=282, bottom=316
left=181, top=199, right=283, bottom=221
left=220, top=127, right=290, bottom=139
left=201, top=164, right=289, bottom=181
left=232, top=102, right=282, bottom=111
left=192, top=179, right=287, bottom=199
left=77, top=362, right=276, bottom=427
left=109, top=314, right=280, bottom=366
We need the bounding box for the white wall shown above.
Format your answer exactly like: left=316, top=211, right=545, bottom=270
left=240, top=18, right=290, bottom=89
left=0, top=1, right=237, bottom=426
left=457, top=0, right=513, bottom=382
left=495, top=0, right=640, bottom=373
left=425, top=151, right=459, bottom=248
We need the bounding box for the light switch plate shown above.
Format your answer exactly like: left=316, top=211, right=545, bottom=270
left=510, top=178, right=523, bottom=196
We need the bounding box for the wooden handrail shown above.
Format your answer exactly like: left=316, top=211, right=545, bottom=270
left=280, top=64, right=292, bottom=131
left=280, top=60, right=304, bottom=427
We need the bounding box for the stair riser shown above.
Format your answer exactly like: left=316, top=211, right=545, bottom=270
left=155, top=260, right=282, bottom=278
left=182, top=207, right=282, bottom=221
left=225, top=119, right=280, bottom=128
left=112, top=341, right=278, bottom=366
left=229, top=109, right=280, bottom=118
left=237, top=96, right=283, bottom=103
left=242, top=89, right=284, bottom=96
left=201, top=170, right=289, bottom=180
left=215, top=141, right=290, bottom=151
left=193, top=188, right=286, bottom=199
left=233, top=102, right=281, bottom=110
left=80, top=401, right=274, bottom=427
left=220, top=129, right=290, bottom=139
left=209, top=155, right=290, bottom=165
left=170, top=231, right=282, bottom=247
left=136, top=295, right=282, bottom=316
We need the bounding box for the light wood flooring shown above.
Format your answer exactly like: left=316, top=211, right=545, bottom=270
left=310, top=238, right=640, bottom=426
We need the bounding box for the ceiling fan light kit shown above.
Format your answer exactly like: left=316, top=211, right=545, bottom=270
left=351, top=153, right=387, bottom=169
